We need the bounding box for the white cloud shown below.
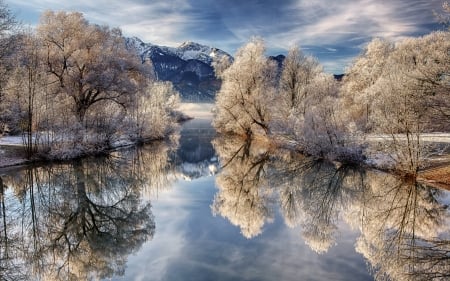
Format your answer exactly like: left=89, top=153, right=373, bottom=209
left=7, top=0, right=444, bottom=72
left=267, top=0, right=440, bottom=49
left=321, top=56, right=355, bottom=74
left=8, top=0, right=196, bottom=46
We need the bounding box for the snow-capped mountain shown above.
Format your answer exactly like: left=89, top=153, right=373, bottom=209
left=126, top=37, right=232, bottom=102
left=175, top=41, right=230, bottom=65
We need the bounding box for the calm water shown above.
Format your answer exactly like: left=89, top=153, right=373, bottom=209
left=0, top=119, right=449, bottom=281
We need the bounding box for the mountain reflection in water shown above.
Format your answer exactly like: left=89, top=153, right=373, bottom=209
left=0, top=119, right=448, bottom=281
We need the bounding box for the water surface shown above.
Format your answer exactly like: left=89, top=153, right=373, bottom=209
left=0, top=118, right=449, bottom=281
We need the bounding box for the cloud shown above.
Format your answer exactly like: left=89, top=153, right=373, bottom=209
left=10, top=0, right=195, bottom=44
left=268, top=0, right=441, bottom=47
left=259, top=0, right=442, bottom=72
left=7, top=0, right=444, bottom=73
left=9, top=0, right=241, bottom=48
left=321, top=56, right=355, bottom=75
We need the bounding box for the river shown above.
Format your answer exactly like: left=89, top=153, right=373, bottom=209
left=0, top=118, right=449, bottom=281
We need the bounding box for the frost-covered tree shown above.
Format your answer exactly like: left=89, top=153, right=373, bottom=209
left=272, top=46, right=322, bottom=139
left=297, top=74, right=354, bottom=159
left=9, top=10, right=182, bottom=160
left=4, top=31, right=47, bottom=158
left=411, top=31, right=450, bottom=130
left=435, top=1, right=450, bottom=29
left=278, top=46, right=322, bottom=113
left=0, top=0, right=15, bottom=51
left=213, top=38, right=363, bottom=162
left=213, top=37, right=277, bottom=136
left=131, top=81, right=180, bottom=140
left=272, top=46, right=360, bottom=162
left=37, top=11, right=150, bottom=125
left=368, top=32, right=450, bottom=173
left=0, top=0, right=18, bottom=135
left=1, top=9, right=181, bottom=161
left=212, top=53, right=232, bottom=78
left=341, top=31, right=450, bottom=173
left=340, top=38, right=394, bottom=131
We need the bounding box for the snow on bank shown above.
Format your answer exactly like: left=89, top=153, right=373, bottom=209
left=0, top=136, right=24, bottom=146
left=0, top=156, right=28, bottom=168
left=366, top=133, right=450, bottom=143
left=0, top=102, right=215, bottom=147
left=0, top=138, right=28, bottom=168
left=179, top=103, right=214, bottom=119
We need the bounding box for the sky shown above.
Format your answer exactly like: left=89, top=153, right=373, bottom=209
left=7, top=0, right=447, bottom=73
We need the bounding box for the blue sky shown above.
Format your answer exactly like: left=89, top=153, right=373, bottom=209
left=7, top=0, right=446, bottom=73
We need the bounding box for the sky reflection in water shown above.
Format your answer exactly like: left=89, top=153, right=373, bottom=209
left=0, top=118, right=449, bottom=281
left=121, top=176, right=371, bottom=281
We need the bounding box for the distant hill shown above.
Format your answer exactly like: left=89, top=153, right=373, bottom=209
left=126, top=37, right=232, bottom=102
left=269, top=55, right=344, bottom=81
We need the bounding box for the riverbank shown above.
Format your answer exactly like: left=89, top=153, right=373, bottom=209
left=0, top=155, right=29, bottom=168
left=0, top=140, right=28, bottom=168
left=417, top=164, right=450, bottom=190
left=2, top=102, right=450, bottom=190
left=0, top=103, right=215, bottom=169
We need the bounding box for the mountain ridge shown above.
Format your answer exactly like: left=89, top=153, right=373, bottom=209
left=126, top=37, right=232, bottom=102
left=126, top=38, right=344, bottom=101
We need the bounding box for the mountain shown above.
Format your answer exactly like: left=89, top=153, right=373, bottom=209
left=175, top=118, right=219, bottom=180
left=333, top=74, right=345, bottom=81
left=126, top=38, right=344, bottom=101
left=269, top=54, right=286, bottom=68
left=126, top=37, right=232, bottom=102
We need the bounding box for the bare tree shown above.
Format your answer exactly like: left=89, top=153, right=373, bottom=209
left=4, top=31, right=46, bottom=158
left=278, top=46, right=322, bottom=113
left=37, top=11, right=150, bottom=126
left=368, top=32, right=450, bottom=174
left=0, top=0, right=18, bottom=135
left=213, top=37, right=277, bottom=137
left=131, top=81, right=180, bottom=141
left=340, top=38, right=394, bottom=132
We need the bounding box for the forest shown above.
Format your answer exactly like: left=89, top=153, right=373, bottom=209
left=0, top=7, right=181, bottom=160
left=213, top=13, right=449, bottom=176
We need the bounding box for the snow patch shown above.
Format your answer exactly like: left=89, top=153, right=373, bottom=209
left=366, top=133, right=450, bottom=143
left=0, top=136, right=24, bottom=146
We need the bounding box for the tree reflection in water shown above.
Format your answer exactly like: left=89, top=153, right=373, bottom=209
left=273, top=157, right=366, bottom=254
left=211, top=137, right=274, bottom=238
left=213, top=136, right=450, bottom=280
left=1, top=134, right=449, bottom=281
left=0, top=139, right=177, bottom=280
left=351, top=174, right=450, bottom=281
left=1, top=175, right=28, bottom=281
